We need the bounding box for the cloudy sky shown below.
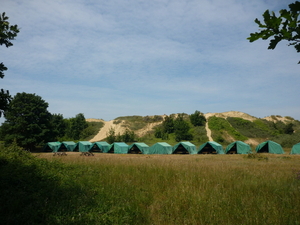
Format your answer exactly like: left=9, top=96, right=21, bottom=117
left=1, top=0, right=299, bottom=122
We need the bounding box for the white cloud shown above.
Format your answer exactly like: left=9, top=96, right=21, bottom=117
left=1, top=0, right=299, bottom=123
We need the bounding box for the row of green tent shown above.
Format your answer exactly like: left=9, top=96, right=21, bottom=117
left=44, top=140, right=300, bottom=155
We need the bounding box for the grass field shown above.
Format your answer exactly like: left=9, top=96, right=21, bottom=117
left=38, top=152, right=300, bottom=225
left=1, top=145, right=300, bottom=224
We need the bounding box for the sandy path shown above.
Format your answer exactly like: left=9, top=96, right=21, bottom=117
left=204, top=114, right=214, bottom=141
left=89, top=120, right=127, bottom=142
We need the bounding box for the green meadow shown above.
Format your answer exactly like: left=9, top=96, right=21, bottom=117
left=1, top=144, right=300, bottom=225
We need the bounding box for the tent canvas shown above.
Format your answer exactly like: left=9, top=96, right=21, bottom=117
left=226, top=141, right=251, bottom=154
left=108, top=142, right=128, bottom=154
left=91, top=141, right=110, bottom=153
left=61, top=141, right=77, bottom=151
left=198, top=141, right=225, bottom=154
left=44, top=142, right=62, bottom=152
left=255, top=140, right=284, bottom=154
left=172, top=142, right=197, bottom=154
left=149, top=142, right=172, bottom=154
left=76, top=141, right=93, bottom=152
left=128, top=143, right=149, bottom=154
left=290, top=143, right=300, bottom=154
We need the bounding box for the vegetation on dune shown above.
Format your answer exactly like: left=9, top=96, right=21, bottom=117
left=114, top=115, right=163, bottom=131
left=208, top=116, right=248, bottom=144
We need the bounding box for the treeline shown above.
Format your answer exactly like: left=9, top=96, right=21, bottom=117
left=0, top=92, right=103, bottom=150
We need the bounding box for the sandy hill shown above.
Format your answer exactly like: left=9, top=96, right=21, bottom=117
left=87, top=111, right=294, bottom=143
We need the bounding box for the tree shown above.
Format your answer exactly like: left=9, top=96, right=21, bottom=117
left=174, top=114, right=193, bottom=142
left=106, top=127, right=116, bottom=144
left=161, top=115, right=174, bottom=134
left=248, top=1, right=300, bottom=63
left=284, top=123, right=294, bottom=134
left=0, top=12, right=19, bottom=117
left=190, top=110, right=206, bottom=126
left=65, top=113, right=88, bottom=140
left=49, top=113, right=67, bottom=140
left=1, top=92, right=52, bottom=150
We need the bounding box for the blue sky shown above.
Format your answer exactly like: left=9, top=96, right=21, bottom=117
left=1, top=0, right=299, bottom=122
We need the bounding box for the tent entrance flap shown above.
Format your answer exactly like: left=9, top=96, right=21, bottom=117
left=173, top=144, right=189, bottom=154
left=128, top=145, right=142, bottom=154
left=200, top=143, right=217, bottom=154
left=91, top=145, right=103, bottom=153
left=258, top=143, right=269, bottom=153
left=227, top=143, right=237, bottom=154
left=107, top=147, right=114, bottom=153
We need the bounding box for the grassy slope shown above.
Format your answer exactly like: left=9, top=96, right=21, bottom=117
left=107, top=114, right=300, bottom=149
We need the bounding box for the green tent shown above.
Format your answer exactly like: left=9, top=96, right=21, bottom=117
left=198, top=141, right=225, bottom=154
left=128, top=143, right=149, bottom=154
left=255, top=140, right=284, bottom=154
left=290, top=143, right=300, bottom=154
left=43, top=142, right=62, bottom=152
left=91, top=141, right=110, bottom=153
left=149, top=142, right=172, bottom=154
left=108, top=142, right=128, bottom=154
left=76, top=141, right=93, bottom=152
left=226, top=141, right=251, bottom=154
left=172, top=142, right=197, bottom=154
left=61, top=141, right=77, bottom=151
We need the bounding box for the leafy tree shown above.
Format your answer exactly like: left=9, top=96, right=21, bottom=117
left=49, top=114, right=67, bottom=140
left=190, top=110, right=206, bottom=126
left=106, top=127, right=116, bottom=144
left=161, top=115, right=174, bottom=134
left=284, top=123, right=294, bottom=134
left=154, top=127, right=169, bottom=140
left=174, top=114, right=193, bottom=142
left=248, top=1, right=300, bottom=63
left=0, top=12, right=19, bottom=117
left=1, top=92, right=52, bottom=150
left=65, top=113, right=88, bottom=140
left=121, top=128, right=136, bottom=142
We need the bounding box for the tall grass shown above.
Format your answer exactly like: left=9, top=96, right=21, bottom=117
left=41, top=153, right=300, bottom=225
left=2, top=144, right=300, bottom=224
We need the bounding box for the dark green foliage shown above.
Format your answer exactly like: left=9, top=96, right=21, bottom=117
left=0, top=12, right=19, bottom=117
left=1, top=92, right=52, bottom=150
left=189, top=110, right=206, bottom=126
left=49, top=113, right=67, bottom=141
left=0, top=89, right=11, bottom=117
left=154, top=127, right=169, bottom=140
left=65, top=113, right=88, bottom=140
left=174, top=114, right=193, bottom=142
left=284, top=123, right=294, bottom=134
left=161, top=115, right=174, bottom=134
left=248, top=1, right=300, bottom=63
